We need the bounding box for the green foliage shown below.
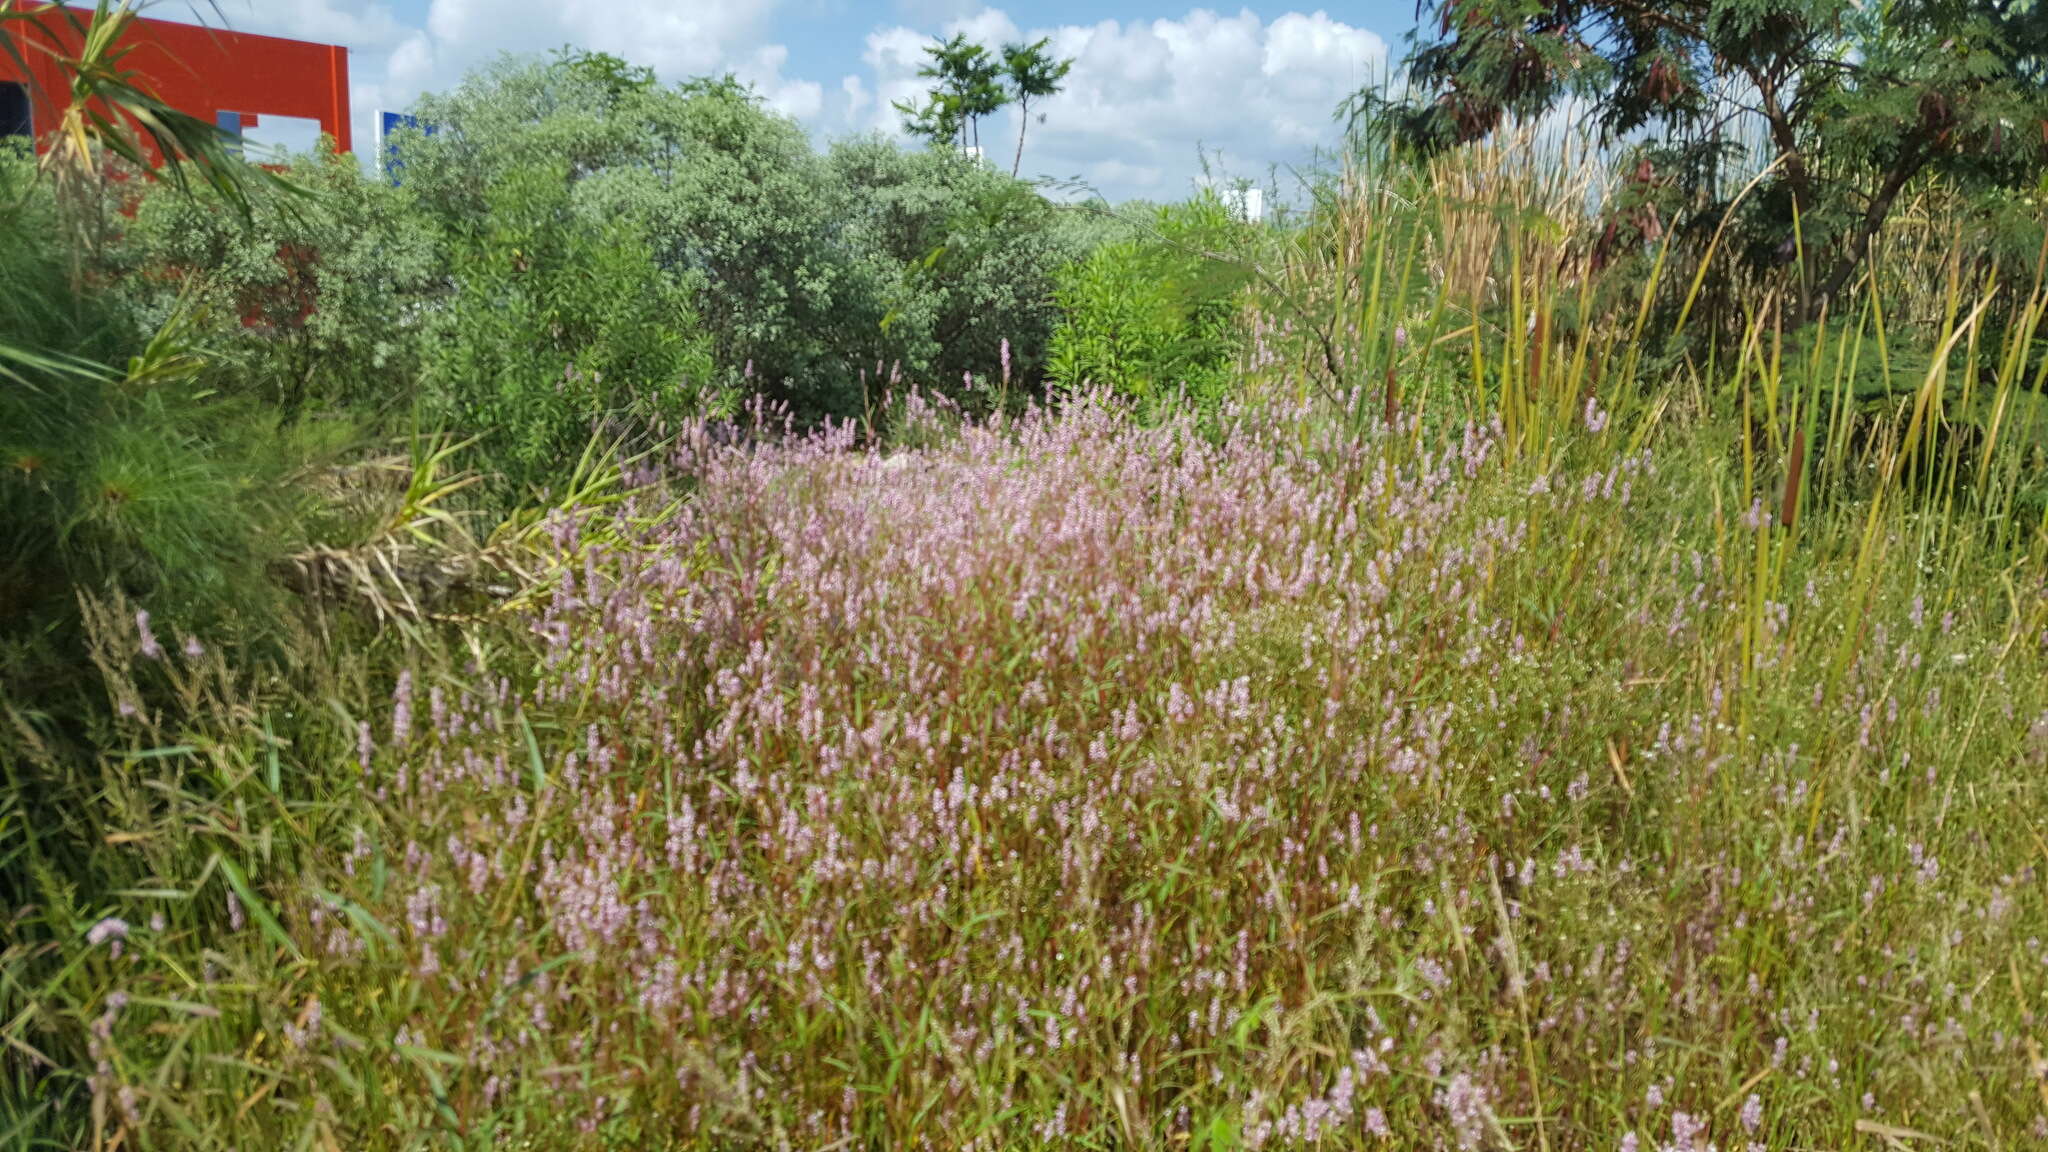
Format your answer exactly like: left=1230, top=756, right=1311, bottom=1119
left=552, top=45, right=657, bottom=105
left=420, top=156, right=714, bottom=501
left=113, top=149, right=442, bottom=415
left=0, top=0, right=327, bottom=668
left=402, top=64, right=863, bottom=420
left=826, top=136, right=1097, bottom=400
left=1382, top=0, right=2048, bottom=322
left=402, top=56, right=1096, bottom=422
left=0, top=157, right=321, bottom=678
left=1, top=43, right=1110, bottom=666
left=1047, top=196, right=1258, bottom=407
left=580, top=74, right=876, bottom=418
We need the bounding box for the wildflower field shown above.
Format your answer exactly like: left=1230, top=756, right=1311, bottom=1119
left=24, top=353, right=2048, bottom=1148
left=4, top=12, right=2048, bottom=1147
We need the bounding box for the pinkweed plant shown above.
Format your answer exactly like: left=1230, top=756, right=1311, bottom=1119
left=84, top=386, right=2048, bottom=1149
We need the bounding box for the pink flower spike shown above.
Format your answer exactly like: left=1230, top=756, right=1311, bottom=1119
left=88, top=917, right=129, bottom=947
left=135, top=610, right=161, bottom=660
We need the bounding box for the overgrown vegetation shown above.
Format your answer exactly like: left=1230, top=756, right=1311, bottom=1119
left=1380, top=0, right=2048, bottom=324
left=1048, top=193, right=1260, bottom=409
left=6, top=3, right=2048, bottom=1149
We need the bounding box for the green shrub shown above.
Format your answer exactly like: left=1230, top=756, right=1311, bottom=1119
left=825, top=136, right=1098, bottom=399
left=420, top=155, right=716, bottom=502
left=1047, top=194, right=1257, bottom=408
left=402, top=64, right=851, bottom=421
left=114, top=148, right=442, bottom=416
left=401, top=57, right=1111, bottom=425
left=593, top=76, right=879, bottom=418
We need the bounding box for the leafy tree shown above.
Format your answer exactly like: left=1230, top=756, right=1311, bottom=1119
left=388, top=61, right=727, bottom=491
left=894, top=33, right=1010, bottom=155
left=553, top=44, right=657, bottom=106
left=402, top=62, right=817, bottom=420
left=572, top=73, right=885, bottom=417
left=423, top=155, right=712, bottom=500
left=403, top=55, right=1104, bottom=423
left=1380, top=0, right=2048, bottom=323
left=1000, top=37, right=1074, bottom=177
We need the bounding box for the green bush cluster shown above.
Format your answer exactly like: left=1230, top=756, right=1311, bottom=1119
left=112, top=149, right=441, bottom=415
left=1047, top=194, right=1260, bottom=408
left=400, top=59, right=1102, bottom=426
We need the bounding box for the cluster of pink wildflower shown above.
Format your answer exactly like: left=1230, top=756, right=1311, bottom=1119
left=302, top=390, right=2048, bottom=1146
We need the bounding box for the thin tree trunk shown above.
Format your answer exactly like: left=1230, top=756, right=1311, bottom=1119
left=1012, top=96, right=1028, bottom=176
left=1812, top=143, right=1926, bottom=320
left=1754, top=73, right=1819, bottom=323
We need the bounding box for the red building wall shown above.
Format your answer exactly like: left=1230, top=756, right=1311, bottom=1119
left=0, top=6, right=350, bottom=157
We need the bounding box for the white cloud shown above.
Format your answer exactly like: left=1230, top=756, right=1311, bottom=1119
left=416, top=0, right=771, bottom=77
left=847, top=7, right=1389, bottom=199
left=734, top=44, right=825, bottom=121
left=840, top=74, right=873, bottom=124
left=946, top=8, right=1020, bottom=47
left=848, top=25, right=939, bottom=141
left=211, top=0, right=413, bottom=52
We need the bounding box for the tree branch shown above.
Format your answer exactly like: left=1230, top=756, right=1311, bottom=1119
left=1813, top=136, right=1929, bottom=314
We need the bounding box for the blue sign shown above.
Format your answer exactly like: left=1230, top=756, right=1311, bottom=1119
left=379, top=110, right=435, bottom=184
left=216, top=109, right=245, bottom=157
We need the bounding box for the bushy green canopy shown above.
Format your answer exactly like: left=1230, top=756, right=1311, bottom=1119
left=1384, top=0, right=2048, bottom=319
left=399, top=55, right=1094, bottom=422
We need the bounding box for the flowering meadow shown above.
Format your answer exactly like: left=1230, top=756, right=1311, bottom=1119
left=36, top=381, right=2048, bottom=1150
left=6, top=2, right=2048, bottom=1141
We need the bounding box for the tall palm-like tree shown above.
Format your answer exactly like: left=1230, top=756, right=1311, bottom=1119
left=1001, top=38, right=1072, bottom=177
left=894, top=33, right=1009, bottom=156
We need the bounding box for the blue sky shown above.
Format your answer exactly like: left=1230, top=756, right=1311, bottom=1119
left=195, top=1, right=1421, bottom=200
left=371, top=1, right=1422, bottom=82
